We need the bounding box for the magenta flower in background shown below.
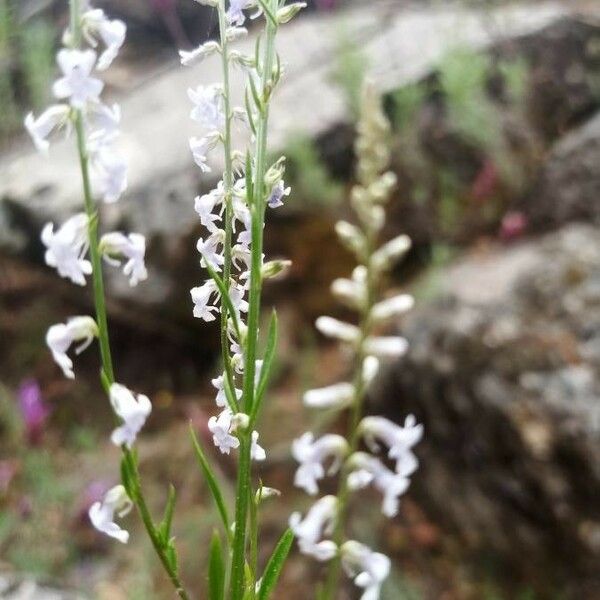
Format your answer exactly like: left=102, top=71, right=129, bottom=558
left=17, top=379, right=51, bottom=445
left=500, top=210, right=528, bottom=242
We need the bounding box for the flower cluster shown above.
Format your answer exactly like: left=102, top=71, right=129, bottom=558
left=25, top=5, right=152, bottom=544
left=290, top=83, right=423, bottom=599
left=183, top=0, right=293, bottom=464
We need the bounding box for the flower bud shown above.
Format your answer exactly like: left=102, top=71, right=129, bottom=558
left=262, top=259, right=292, bottom=280
left=315, top=316, right=360, bottom=343
left=372, top=235, right=412, bottom=272
left=277, top=2, right=307, bottom=24
left=371, top=294, right=414, bottom=322
left=264, top=156, right=286, bottom=188
left=255, top=486, right=281, bottom=504
left=335, top=220, right=366, bottom=258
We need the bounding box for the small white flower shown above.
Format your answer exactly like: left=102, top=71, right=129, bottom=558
left=24, top=105, right=71, bottom=154
left=82, top=9, right=127, bottom=71
left=208, top=408, right=240, bottom=454
left=191, top=279, right=220, bottom=321
left=41, top=213, right=91, bottom=286
left=109, top=383, right=152, bottom=448
left=331, top=266, right=367, bottom=309
left=315, top=316, right=360, bottom=343
left=303, top=382, right=354, bottom=410
left=46, top=316, right=98, bottom=379
left=90, top=144, right=128, bottom=203
left=53, top=49, right=104, bottom=108
left=289, top=495, right=338, bottom=560
left=225, top=26, right=248, bottom=42
left=179, top=41, right=220, bottom=66
left=88, top=102, right=121, bottom=138
left=347, top=452, right=410, bottom=518
left=197, top=230, right=226, bottom=271
left=292, top=432, right=349, bottom=495
left=195, top=191, right=223, bottom=233
left=340, top=540, right=390, bottom=600
left=100, top=232, right=148, bottom=286
left=335, top=220, right=366, bottom=258
left=189, top=133, right=221, bottom=172
left=267, top=180, right=290, bottom=208
left=188, top=85, right=224, bottom=130
left=371, top=294, right=414, bottom=322
left=226, top=0, right=255, bottom=26
left=372, top=235, right=411, bottom=272
left=89, top=484, right=132, bottom=544
left=211, top=373, right=242, bottom=408
left=251, top=430, right=266, bottom=461
left=359, top=415, right=423, bottom=476
left=363, top=336, right=409, bottom=358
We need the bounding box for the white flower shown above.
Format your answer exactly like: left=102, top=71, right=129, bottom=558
left=82, top=9, right=127, bottom=70
left=89, top=484, right=132, bottom=544
left=189, top=85, right=224, bottom=130
left=41, top=213, right=91, bottom=286
left=195, top=191, right=223, bottom=233
left=289, top=495, right=338, bottom=561
left=24, top=105, right=70, bottom=154
left=191, top=279, right=220, bottom=321
left=303, top=382, right=354, bottom=409
left=190, top=133, right=220, bottom=172
left=89, top=102, right=121, bottom=138
left=347, top=452, right=410, bottom=518
left=359, top=415, right=423, bottom=476
left=53, top=49, right=104, bottom=108
left=371, top=294, right=414, bottom=322
left=363, top=336, right=409, bottom=358
left=251, top=430, right=266, bottom=461
left=226, top=0, right=255, bottom=26
left=372, top=235, right=411, bottom=272
left=208, top=408, right=240, bottom=454
left=225, top=26, right=248, bottom=42
left=335, top=220, right=366, bottom=258
left=46, top=316, right=98, bottom=379
left=292, top=432, right=349, bottom=495
left=340, top=540, right=390, bottom=600
left=179, top=41, right=220, bottom=66
left=211, top=373, right=242, bottom=408
left=267, top=180, right=290, bottom=208
left=90, top=144, right=128, bottom=203
left=197, top=230, right=225, bottom=271
left=100, top=232, right=148, bottom=286
left=109, top=383, right=152, bottom=448
left=315, top=316, right=360, bottom=343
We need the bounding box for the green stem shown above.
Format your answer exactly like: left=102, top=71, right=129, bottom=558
left=69, top=2, right=190, bottom=597
left=229, top=3, right=278, bottom=598
left=321, top=233, right=377, bottom=600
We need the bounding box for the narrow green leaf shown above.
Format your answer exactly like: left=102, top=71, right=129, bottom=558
left=248, top=74, right=264, bottom=115
left=244, top=89, right=257, bottom=136
left=189, top=423, right=230, bottom=536
left=222, top=369, right=240, bottom=413
left=157, top=484, right=177, bottom=545
left=208, top=530, right=226, bottom=600
left=256, top=0, right=278, bottom=28
left=245, top=151, right=254, bottom=206
left=251, top=310, right=278, bottom=424
left=256, top=529, right=294, bottom=600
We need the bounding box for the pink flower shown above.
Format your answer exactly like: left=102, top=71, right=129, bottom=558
left=499, top=211, right=527, bottom=241
left=17, top=379, right=51, bottom=445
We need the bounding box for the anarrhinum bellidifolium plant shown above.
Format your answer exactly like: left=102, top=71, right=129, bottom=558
left=25, top=0, right=304, bottom=598
left=288, top=83, right=424, bottom=600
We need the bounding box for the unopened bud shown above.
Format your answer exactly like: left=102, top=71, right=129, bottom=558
left=372, top=235, right=412, bottom=272
left=277, top=2, right=307, bottom=24
left=255, top=486, right=281, bottom=504
left=262, top=259, right=292, bottom=280
left=335, top=220, right=366, bottom=258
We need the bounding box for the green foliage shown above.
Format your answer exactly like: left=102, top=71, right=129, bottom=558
left=283, top=134, right=343, bottom=207
left=21, top=21, right=55, bottom=110
left=208, top=530, right=226, bottom=600
left=392, top=83, right=426, bottom=133
left=256, top=529, right=294, bottom=600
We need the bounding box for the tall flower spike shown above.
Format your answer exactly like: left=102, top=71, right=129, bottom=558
left=109, top=383, right=152, bottom=449
left=46, top=316, right=98, bottom=379
left=89, top=484, right=133, bottom=544
left=292, top=432, right=349, bottom=495
left=41, top=213, right=91, bottom=286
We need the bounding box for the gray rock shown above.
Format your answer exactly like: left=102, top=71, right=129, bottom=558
left=371, top=224, right=600, bottom=594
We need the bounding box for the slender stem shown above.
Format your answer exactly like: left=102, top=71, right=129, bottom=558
left=322, top=233, right=377, bottom=600
left=68, top=2, right=191, bottom=597
left=229, top=3, right=278, bottom=597
left=217, top=1, right=237, bottom=397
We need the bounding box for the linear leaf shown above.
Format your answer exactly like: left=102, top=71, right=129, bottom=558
left=208, top=530, right=226, bottom=600
left=251, top=310, right=278, bottom=424
left=189, top=423, right=230, bottom=536
left=256, top=529, right=294, bottom=600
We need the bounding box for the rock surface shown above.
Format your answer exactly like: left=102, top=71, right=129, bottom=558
left=524, top=111, right=600, bottom=230
left=371, top=224, right=600, bottom=595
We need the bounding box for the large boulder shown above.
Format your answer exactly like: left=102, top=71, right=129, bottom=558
left=371, top=224, right=600, bottom=595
